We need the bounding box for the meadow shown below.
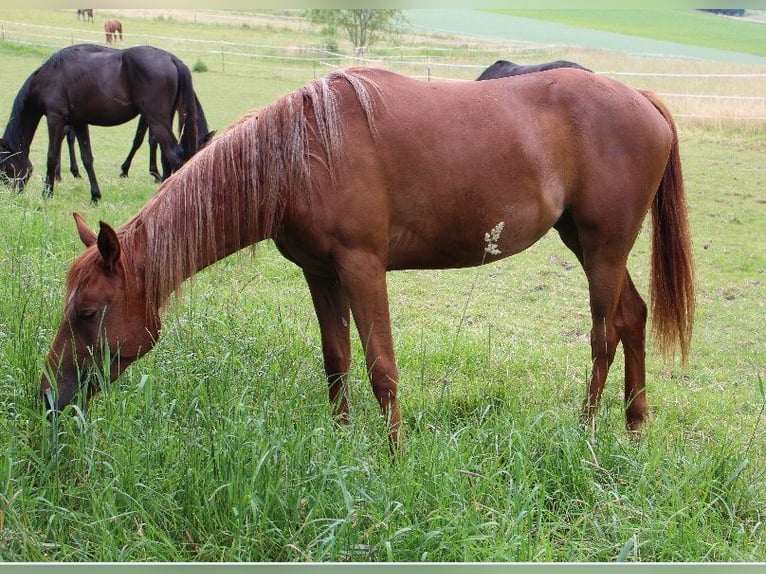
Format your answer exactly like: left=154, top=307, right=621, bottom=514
left=0, top=9, right=764, bottom=562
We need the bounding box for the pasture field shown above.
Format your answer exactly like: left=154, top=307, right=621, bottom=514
left=0, top=9, right=764, bottom=562
left=501, top=9, right=766, bottom=58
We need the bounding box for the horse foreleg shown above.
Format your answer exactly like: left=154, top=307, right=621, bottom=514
left=614, top=271, right=649, bottom=431
left=304, top=272, right=352, bottom=425
left=72, top=124, right=101, bottom=203
left=120, top=117, right=148, bottom=178
left=45, top=118, right=67, bottom=197
left=337, top=253, right=402, bottom=448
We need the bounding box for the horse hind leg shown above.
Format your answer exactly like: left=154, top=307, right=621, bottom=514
left=120, top=117, right=148, bottom=178
left=66, top=127, right=80, bottom=178
left=148, top=133, right=161, bottom=183
left=555, top=213, right=642, bottom=430
left=71, top=124, right=101, bottom=203
left=614, top=271, right=649, bottom=430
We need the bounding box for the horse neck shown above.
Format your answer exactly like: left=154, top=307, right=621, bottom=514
left=123, top=122, right=284, bottom=311
left=3, top=77, right=42, bottom=152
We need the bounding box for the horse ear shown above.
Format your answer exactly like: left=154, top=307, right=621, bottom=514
left=97, top=221, right=121, bottom=272
left=73, top=212, right=97, bottom=247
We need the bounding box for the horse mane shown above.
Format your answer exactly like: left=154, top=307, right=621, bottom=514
left=1, top=71, right=38, bottom=148
left=118, top=68, right=381, bottom=315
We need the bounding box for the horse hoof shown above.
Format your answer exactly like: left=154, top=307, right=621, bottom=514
left=120, top=172, right=129, bottom=179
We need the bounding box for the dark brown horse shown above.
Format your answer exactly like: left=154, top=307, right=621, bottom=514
left=0, top=44, right=199, bottom=202
left=104, top=19, right=122, bottom=44
left=58, top=94, right=214, bottom=184
left=41, top=67, right=695, bottom=448
left=77, top=9, right=93, bottom=23
left=476, top=59, right=591, bottom=80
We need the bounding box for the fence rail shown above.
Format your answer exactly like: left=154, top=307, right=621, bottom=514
left=1, top=18, right=765, bottom=125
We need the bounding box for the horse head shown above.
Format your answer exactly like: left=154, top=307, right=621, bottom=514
left=0, top=138, right=33, bottom=190
left=40, top=213, right=159, bottom=413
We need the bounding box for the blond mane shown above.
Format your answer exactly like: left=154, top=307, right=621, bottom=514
left=115, top=68, right=381, bottom=314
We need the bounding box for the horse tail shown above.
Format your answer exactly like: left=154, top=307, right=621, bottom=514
left=172, top=56, right=199, bottom=162
left=640, top=90, right=695, bottom=364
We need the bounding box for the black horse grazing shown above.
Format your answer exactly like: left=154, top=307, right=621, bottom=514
left=59, top=94, right=214, bottom=184
left=0, top=44, right=200, bottom=202
left=476, top=59, right=591, bottom=80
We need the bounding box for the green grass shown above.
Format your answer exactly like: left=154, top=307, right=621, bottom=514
left=498, top=10, right=766, bottom=58
left=0, top=9, right=764, bottom=562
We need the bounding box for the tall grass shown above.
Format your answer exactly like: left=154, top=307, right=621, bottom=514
left=0, top=9, right=764, bottom=562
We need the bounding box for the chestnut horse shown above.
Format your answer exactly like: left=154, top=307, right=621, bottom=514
left=41, top=67, right=695, bottom=448
left=104, top=19, right=122, bottom=44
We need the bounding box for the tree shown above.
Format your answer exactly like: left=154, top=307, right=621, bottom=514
left=306, top=9, right=406, bottom=55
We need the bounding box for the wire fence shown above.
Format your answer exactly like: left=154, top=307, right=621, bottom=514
left=2, top=17, right=765, bottom=125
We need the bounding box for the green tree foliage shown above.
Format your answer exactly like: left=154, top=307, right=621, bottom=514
left=306, top=9, right=406, bottom=55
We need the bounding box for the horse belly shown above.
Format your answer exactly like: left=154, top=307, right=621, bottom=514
left=382, top=140, right=568, bottom=270
left=386, top=178, right=565, bottom=271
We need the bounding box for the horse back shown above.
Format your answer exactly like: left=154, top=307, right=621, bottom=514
left=293, top=68, right=673, bottom=270
left=32, top=45, right=135, bottom=125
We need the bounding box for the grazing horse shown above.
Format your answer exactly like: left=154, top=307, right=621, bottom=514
left=0, top=44, right=199, bottom=202
left=104, top=20, right=122, bottom=44
left=77, top=9, right=93, bottom=23
left=59, top=94, right=215, bottom=184
left=476, top=59, right=591, bottom=80
left=41, top=67, right=695, bottom=449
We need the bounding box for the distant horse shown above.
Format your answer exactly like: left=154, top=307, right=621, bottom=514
left=77, top=9, right=93, bottom=23
left=41, top=68, right=695, bottom=449
left=58, top=94, right=215, bottom=184
left=0, top=44, right=200, bottom=202
left=476, top=59, right=591, bottom=80
left=104, top=19, right=122, bottom=44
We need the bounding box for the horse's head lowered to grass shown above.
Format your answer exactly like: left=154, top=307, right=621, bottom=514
left=40, top=214, right=160, bottom=412
left=0, top=138, right=33, bottom=190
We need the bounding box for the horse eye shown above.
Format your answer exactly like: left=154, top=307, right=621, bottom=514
left=78, top=309, right=98, bottom=321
